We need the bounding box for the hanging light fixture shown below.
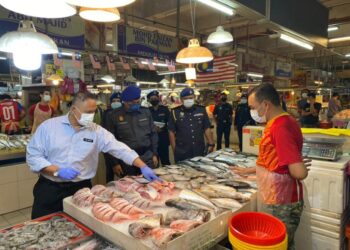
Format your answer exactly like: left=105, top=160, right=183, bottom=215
left=79, top=7, right=121, bottom=22
left=0, top=0, right=76, bottom=18
left=65, top=0, right=135, bottom=8
left=176, top=39, right=213, bottom=64
left=47, top=74, right=63, bottom=85
left=207, top=26, right=233, bottom=44
left=101, top=75, right=115, bottom=83
left=0, top=21, right=58, bottom=71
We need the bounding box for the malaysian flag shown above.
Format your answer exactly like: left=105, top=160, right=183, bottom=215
left=90, top=54, right=101, bottom=69
left=119, top=56, right=130, bottom=70
left=106, top=55, right=116, bottom=71
left=196, top=54, right=236, bottom=83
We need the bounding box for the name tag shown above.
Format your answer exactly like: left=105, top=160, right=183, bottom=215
left=194, top=113, right=203, bottom=117
left=83, top=138, right=94, bottom=143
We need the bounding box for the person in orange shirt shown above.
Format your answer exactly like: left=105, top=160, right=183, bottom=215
left=232, top=83, right=308, bottom=250
left=0, top=94, right=25, bottom=134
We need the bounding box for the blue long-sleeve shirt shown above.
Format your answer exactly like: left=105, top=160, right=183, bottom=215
left=26, top=115, right=139, bottom=182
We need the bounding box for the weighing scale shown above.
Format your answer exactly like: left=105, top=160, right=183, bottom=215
left=302, top=137, right=345, bottom=161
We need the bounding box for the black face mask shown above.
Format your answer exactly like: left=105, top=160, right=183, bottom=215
left=221, top=97, right=227, bottom=102
left=150, top=99, right=160, bottom=106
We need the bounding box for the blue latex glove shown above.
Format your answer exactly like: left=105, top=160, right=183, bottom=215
left=57, top=168, right=80, bottom=180
left=141, top=166, right=160, bottom=182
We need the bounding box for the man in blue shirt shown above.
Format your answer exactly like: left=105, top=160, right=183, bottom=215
left=27, top=92, right=159, bottom=219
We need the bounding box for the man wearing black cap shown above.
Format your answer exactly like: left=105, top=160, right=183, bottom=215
left=168, top=87, right=214, bottom=162
left=213, top=91, right=233, bottom=150
left=148, top=90, right=171, bottom=165
left=104, top=86, right=159, bottom=177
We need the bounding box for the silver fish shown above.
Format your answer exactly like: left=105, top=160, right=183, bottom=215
left=172, top=174, right=191, bottom=181
left=167, top=169, right=184, bottom=175
left=165, top=198, right=208, bottom=211
left=174, top=181, right=191, bottom=190
left=164, top=209, right=211, bottom=225
left=161, top=174, right=175, bottom=182
left=154, top=168, right=169, bottom=175
left=179, top=189, right=217, bottom=211
left=210, top=198, right=242, bottom=210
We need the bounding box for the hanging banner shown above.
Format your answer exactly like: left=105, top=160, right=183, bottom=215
left=275, top=61, right=292, bottom=78
left=90, top=54, right=101, bottom=69
left=118, top=24, right=178, bottom=60
left=0, top=8, right=85, bottom=50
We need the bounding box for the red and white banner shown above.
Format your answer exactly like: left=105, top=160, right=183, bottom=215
left=119, top=56, right=130, bottom=70
left=89, top=54, right=101, bottom=69
left=196, top=54, right=236, bottom=83
left=106, top=55, right=116, bottom=71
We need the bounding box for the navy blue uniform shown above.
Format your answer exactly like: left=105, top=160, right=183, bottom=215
left=104, top=106, right=158, bottom=176
left=149, top=105, right=170, bottom=165
left=234, top=103, right=255, bottom=151
left=168, top=105, right=211, bottom=162
left=213, top=102, right=233, bottom=150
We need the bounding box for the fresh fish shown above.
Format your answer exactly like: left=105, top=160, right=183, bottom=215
left=172, top=174, right=191, bottom=181
left=170, top=219, right=202, bottom=232
left=206, top=151, right=221, bottom=159
left=166, top=198, right=208, bottom=211
left=164, top=209, right=211, bottom=225
left=128, top=214, right=163, bottom=239
left=179, top=160, right=198, bottom=167
left=150, top=228, right=182, bottom=247
left=123, top=191, right=159, bottom=209
left=192, top=164, right=223, bottom=175
left=154, top=168, right=169, bottom=175
left=167, top=165, right=182, bottom=169
left=161, top=174, right=175, bottom=182
left=198, top=184, right=247, bottom=200
left=191, top=156, right=214, bottom=163
left=210, top=198, right=242, bottom=210
left=174, top=181, right=191, bottom=190
left=190, top=179, right=201, bottom=189
left=110, top=198, right=152, bottom=215
left=92, top=202, right=139, bottom=223
left=183, top=168, right=207, bottom=178
left=179, top=189, right=217, bottom=211
left=214, top=155, right=237, bottom=165
left=217, top=179, right=251, bottom=189
left=167, top=168, right=184, bottom=175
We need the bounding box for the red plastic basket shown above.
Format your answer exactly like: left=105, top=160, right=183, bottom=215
left=229, top=212, right=286, bottom=246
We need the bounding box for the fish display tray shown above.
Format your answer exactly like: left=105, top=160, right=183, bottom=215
left=63, top=194, right=257, bottom=250
left=0, top=212, right=94, bottom=245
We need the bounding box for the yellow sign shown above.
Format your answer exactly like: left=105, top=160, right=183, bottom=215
left=56, top=69, right=64, bottom=78
left=45, top=64, right=54, bottom=75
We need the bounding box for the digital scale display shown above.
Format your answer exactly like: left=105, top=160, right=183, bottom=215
left=302, top=137, right=345, bottom=161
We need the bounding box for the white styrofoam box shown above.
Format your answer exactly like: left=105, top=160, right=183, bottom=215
left=242, top=126, right=264, bottom=155
left=296, top=232, right=341, bottom=250
left=303, top=158, right=349, bottom=214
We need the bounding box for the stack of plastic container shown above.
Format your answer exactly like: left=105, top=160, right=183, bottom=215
left=295, top=157, right=350, bottom=250
left=229, top=212, right=287, bottom=250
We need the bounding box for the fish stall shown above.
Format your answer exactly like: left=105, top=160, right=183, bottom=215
left=64, top=149, right=258, bottom=250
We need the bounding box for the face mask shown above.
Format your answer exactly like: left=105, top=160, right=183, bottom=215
left=111, top=102, right=122, bottom=109
left=43, top=95, right=51, bottom=102
left=183, top=99, right=194, bottom=108
left=250, top=109, right=266, bottom=123
left=150, top=99, right=160, bottom=106
left=221, top=97, right=227, bottom=102
left=302, top=93, right=308, bottom=98
left=129, top=103, right=141, bottom=112
left=240, top=98, right=247, bottom=104
left=74, top=107, right=95, bottom=127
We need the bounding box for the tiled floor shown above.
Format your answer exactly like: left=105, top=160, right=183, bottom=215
left=0, top=207, right=31, bottom=229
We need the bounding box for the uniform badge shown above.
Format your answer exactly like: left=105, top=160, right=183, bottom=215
left=119, top=116, right=124, bottom=122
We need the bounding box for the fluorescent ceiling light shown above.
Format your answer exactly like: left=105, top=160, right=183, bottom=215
left=0, top=0, right=76, bottom=18
left=101, top=75, right=115, bottom=83
left=141, top=61, right=168, bottom=67
left=0, top=57, right=7, bottom=60
left=207, top=26, right=233, bottom=44
left=329, top=36, right=350, bottom=43
left=106, top=43, right=114, bottom=47
left=61, top=51, right=73, bottom=56
left=157, top=70, right=186, bottom=75
left=137, top=81, right=158, bottom=85
left=247, top=73, right=263, bottom=78
left=327, top=26, right=339, bottom=32
left=197, top=0, right=234, bottom=15
left=280, top=34, right=314, bottom=50
left=345, top=53, right=350, bottom=58
left=65, top=0, right=135, bottom=8
left=79, top=8, right=120, bottom=23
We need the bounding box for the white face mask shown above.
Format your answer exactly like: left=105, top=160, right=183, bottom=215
left=183, top=99, right=194, bottom=108
left=240, top=98, right=247, bottom=104
left=43, top=95, right=51, bottom=102
left=250, top=109, right=266, bottom=123
left=302, top=93, right=308, bottom=99
left=74, top=107, right=95, bottom=127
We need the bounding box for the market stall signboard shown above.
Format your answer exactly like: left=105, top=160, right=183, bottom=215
left=118, top=24, right=178, bottom=60
left=0, top=8, right=85, bottom=50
